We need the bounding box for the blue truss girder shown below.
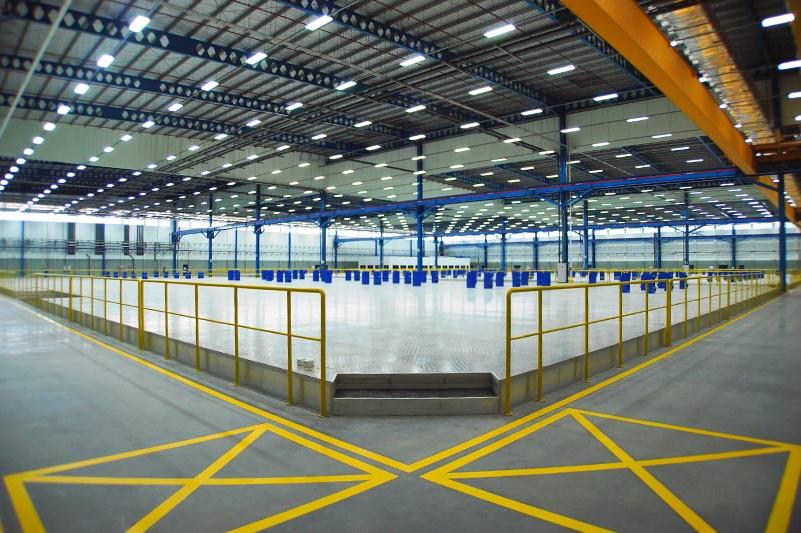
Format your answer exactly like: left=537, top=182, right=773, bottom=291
left=3, top=0, right=347, bottom=90
left=173, top=168, right=742, bottom=236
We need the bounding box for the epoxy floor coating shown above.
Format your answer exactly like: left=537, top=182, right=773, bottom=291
left=25, top=274, right=749, bottom=378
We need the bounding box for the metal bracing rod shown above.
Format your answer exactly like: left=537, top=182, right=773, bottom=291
left=0, top=0, right=73, bottom=142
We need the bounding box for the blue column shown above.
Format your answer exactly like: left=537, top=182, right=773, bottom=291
left=170, top=218, right=178, bottom=272
left=591, top=230, right=597, bottom=268
left=288, top=232, right=292, bottom=269
left=415, top=142, right=424, bottom=273
left=319, top=193, right=327, bottom=267
left=582, top=200, right=589, bottom=269
left=333, top=234, right=339, bottom=268
left=379, top=222, right=385, bottom=268
left=730, top=225, right=737, bottom=268
left=254, top=185, right=262, bottom=273
left=558, top=110, right=569, bottom=272
left=207, top=194, right=214, bottom=274
left=683, top=191, right=690, bottom=267
left=483, top=235, right=489, bottom=269
left=233, top=229, right=238, bottom=269
left=778, top=173, right=787, bottom=292
left=19, top=220, right=25, bottom=276
left=433, top=234, right=439, bottom=268
left=500, top=219, right=507, bottom=272
left=655, top=226, right=662, bottom=269
left=533, top=231, right=539, bottom=270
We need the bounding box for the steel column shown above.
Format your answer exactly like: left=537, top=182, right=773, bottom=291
left=683, top=191, right=690, bottom=268
left=591, top=229, right=597, bottom=268
left=483, top=235, right=489, bottom=269
left=434, top=235, right=439, bottom=268
left=379, top=223, right=385, bottom=268
left=730, top=225, right=737, bottom=268
left=533, top=231, right=539, bottom=270
left=254, top=185, right=262, bottom=273
left=582, top=200, right=589, bottom=269
left=416, top=142, right=424, bottom=273
left=19, top=220, right=24, bottom=276
left=233, top=229, right=238, bottom=269
left=171, top=218, right=178, bottom=272
left=288, top=232, right=292, bottom=269
left=207, top=194, right=214, bottom=274
left=778, top=173, right=787, bottom=292
left=655, top=226, right=662, bottom=269
left=558, top=110, right=570, bottom=272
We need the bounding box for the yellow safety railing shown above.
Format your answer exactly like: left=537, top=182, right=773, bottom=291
left=17, top=273, right=328, bottom=416
left=504, top=270, right=778, bottom=415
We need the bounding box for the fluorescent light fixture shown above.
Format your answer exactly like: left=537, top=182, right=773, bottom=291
left=778, top=59, right=801, bottom=70
left=89, top=156, right=99, bottom=162
left=97, top=54, right=114, bottom=68
left=103, top=146, right=114, bottom=153
left=43, top=122, right=56, bottom=131
left=405, top=104, right=426, bottom=113
left=521, top=108, right=542, bottom=116
left=16, top=158, right=25, bottom=165
left=411, top=155, right=425, bottom=161
left=57, top=104, right=71, bottom=115
left=246, top=119, right=261, bottom=127
left=128, top=15, right=150, bottom=33
left=686, top=158, right=704, bottom=163
left=626, top=116, right=648, bottom=122
left=593, top=93, right=618, bottom=102
left=615, top=153, right=632, bottom=158
left=460, top=122, right=480, bottom=129
left=413, top=170, right=425, bottom=175
left=409, top=134, right=426, bottom=141
left=298, top=162, right=310, bottom=167
left=276, top=144, right=290, bottom=151
left=374, top=163, right=388, bottom=167
left=311, top=133, right=327, bottom=140
left=450, top=164, right=464, bottom=169
left=560, top=127, right=580, bottom=133
left=762, top=13, right=794, bottom=27
left=271, top=169, right=282, bottom=175
left=400, top=54, right=425, bottom=67
left=652, top=133, right=672, bottom=139
left=538, top=150, right=555, bottom=155
left=23, top=148, right=34, bottom=155
left=468, top=86, right=493, bottom=96
left=635, top=164, right=651, bottom=169
left=120, top=134, right=132, bottom=142
left=147, top=163, right=156, bottom=168
left=671, top=146, right=690, bottom=151
left=335, top=80, right=357, bottom=91
left=245, top=51, right=268, bottom=65
left=167, top=102, right=183, bottom=112
left=354, top=120, right=372, bottom=128
left=200, top=80, right=219, bottom=91
left=305, top=14, right=333, bottom=31
left=589, top=169, right=603, bottom=174
left=520, top=166, right=535, bottom=171
left=214, top=133, right=228, bottom=140
left=142, top=120, right=155, bottom=128
left=330, top=154, right=343, bottom=160
left=366, top=145, right=381, bottom=151
left=503, top=137, right=521, bottom=143
left=246, top=154, right=259, bottom=160
left=548, top=64, right=575, bottom=76
left=788, top=91, right=801, bottom=99
left=32, top=136, right=44, bottom=145
left=592, top=141, right=610, bottom=147
left=188, top=144, right=199, bottom=151
left=285, top=101, right=303, bottom=112
left=165, top=154, right=176, bottom=160
left=454, top=147, right=470, bottom=152
left=484, top=23, right=515, bottom=39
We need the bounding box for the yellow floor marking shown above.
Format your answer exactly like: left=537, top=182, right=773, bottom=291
left=4, top=475, right=43, bottom=533
left=767, top=447, right=801, bottom=533
left=422, top=472, right=613, bottom=533
left=572, top=412, right=715, bottom=532
left=127, top=427, right=268, bottom=532
left=19, top=474, right=373, bottom=487
left=574, top=408, right=794, bottom=448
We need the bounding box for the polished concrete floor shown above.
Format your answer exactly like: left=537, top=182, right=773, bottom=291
left=6, top=273, right=753, bottom=377
left=1, top=287, right=799, bottom=532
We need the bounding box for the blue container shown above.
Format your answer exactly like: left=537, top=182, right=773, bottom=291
left=141, top=272, right=148, bottom=279
left=324, top=270, right=333, bottom=284
left=153, top=271, right=160, bottom=278
left=620, top=272, right=631, bottom=293
left=589, top=272, right=598, bottom=284
left=173, top=272, right=179, bottom=279
left=284, top=270, right=292, bottom=283
left=521, top=271, right=530, bottom=286
left=162, top=272, right=169, bottom=278
left=678, top=272, right=687, bottom=289
left=227, top=270, right=235, bottom=281
left=183, top=272, right=191, bottom=279
left=412, top=271, right=422, bottom=287
left=373, top=271, right=382, bottom=285
left=354, top=271, right=362, bottom=283
left=361, top=271, right=369, bottom=285
left=313, top=271, right=320, bottom=282
left=277, top=271, right=284, bottom=282
left=299, top=270, right=306, bottom=280
left=431, top=271, right=439, bottom=284
left=512, top=271, right=520, bottom=287
left=266, top=270, right=275, bottom=282
left=403, top=271, right=412, bottom=284
left=657, top=272, right=671, bottom=290
left=483, top=272, right=493, bottom=289
left=113, top=271, right=119, bottom=278
left=495, top=271, right=505, bottom=287
left=536, top=271, right=551, bottom=287
left=124, top=272, right=130, bottom=279
left=466, top=271, right=477, bottom=288
left=197, top=272, right=205, bottom=279
left=392, top=271, right=400, bottom=284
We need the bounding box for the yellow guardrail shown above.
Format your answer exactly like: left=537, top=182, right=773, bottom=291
left=11, top=273, right=328, bottom=416
left=504, top=270, right=779, bottom=415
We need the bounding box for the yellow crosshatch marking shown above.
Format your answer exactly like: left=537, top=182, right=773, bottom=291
left=3, top=423, right=395, bottom=533
left=421, top=408, right=801, bottom=533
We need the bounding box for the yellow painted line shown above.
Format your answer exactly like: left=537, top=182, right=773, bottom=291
left=4, top=474, right=43, bottom=533
left=573, top=412, right=715, bottom=532
left=421, top=472, right=613, bottom=533
left=408, top=298, right=778, bottom=472
left=23, top=476, right=189, bottom=486
left=574, top=408, right=796, bottom=448
left=229, top=472, right=395, bottom=533
left=19, top=474, right=374, bottom=487
left=767, top=446, right=801, bottom=533
left=127, top=427, right=268, bottom=532
left=202, top=474, right=374, bottom=485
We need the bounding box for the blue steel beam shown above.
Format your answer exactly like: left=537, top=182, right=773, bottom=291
left=173, top=168, right=742, bottom=236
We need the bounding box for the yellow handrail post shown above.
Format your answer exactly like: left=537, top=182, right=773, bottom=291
left=664, top=278, right=672, bottom=346
left=286, top=291, right=293, bottom=404
left=536, top=290, right=543, bottom=402
left=696, top=276, right=701, bottom=332
left=319, top=290, right=327, bottom=417
left=103, top=278, right=108, bottom=336
left=716, top=275, right=722, bottom=323
left=583, top=286, right=589, bottom=382
left=68, top=276, right=73, bottom=322
left=617, top=283, right=623, bottom=368
left=707, top=275, right=712, bottom=326
left=118, top=279, right=123, bottom=340
left=79, top=277, right=84, bottom=325
left=163, top=282, right=170, bottom=359
left=643, top=280, right=650, bottom=356
left=90, top=277, right=95, bottom=330
left=683, top=275, right=688, bottom=338
left=137, top=280, right=145, bottom=350
left=726, top=275, right=731, bottom=320
left=194, top=284, right=200, bottom=371
left=504, top=290, right=512, bottom=415
left=233, top=286, right=240, bottom=386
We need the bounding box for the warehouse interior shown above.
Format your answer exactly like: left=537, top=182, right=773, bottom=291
left=1, top=0, right=801, bottom=531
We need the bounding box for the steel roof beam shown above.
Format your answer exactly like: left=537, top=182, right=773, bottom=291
left=495, top=163, right=551, bottom=185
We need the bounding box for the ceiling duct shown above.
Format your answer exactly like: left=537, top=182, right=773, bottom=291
left=655, top=4, right=774, bottom=144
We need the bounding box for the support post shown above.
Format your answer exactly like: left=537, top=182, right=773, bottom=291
left=19, top=220, right=24, bottom=276
left=170, top=218, right=178, bottom=272
left=333, top=233, right=339, bottom=268
left=254, top=185, right=262, bottom=273
left=433, top=234, right=439, bottom=268
left=591, top=229, right=597, bottom=268
left=500, top=218, right=507, bottom=272
left=379, top=222, right=385, bottom=268
left=683, top=191, right=690, bottom=268
left=415, top=142, right=424, bottom=273
left=655, top=226, right=662, bottom=269
left=582, top=200, right=589, bottom=269
left=533, top=231, right=539, bottom=270
left=483, top=235, right=489, bottom=269
left=207, top=196, right=214, bottom=274
left=319, top=193, right=328, bottom=268
left=233, top=228, right=238, bottom=270
left=730, top=225, right=737, bottom=268
left=558, top=110, right=570, bottom=279
left=778, top=173, right=787, bottom=292
left=288, top=232, right=292, bottom=269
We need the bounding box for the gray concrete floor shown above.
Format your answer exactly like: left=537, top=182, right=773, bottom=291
left=1, top=288, right=799, bottom=532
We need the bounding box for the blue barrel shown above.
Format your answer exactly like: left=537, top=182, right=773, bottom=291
left=536, top=271, right=551, bottom=287
left=345, top=270, right=352, bottom=281
left=313, top=271, right=320, bottom=282
left=373, top=271, right=382, bottom=285
left=589, top=272, right=598, bottom=284
left=678, top=272, right=687, bottom=289
left=227, top=270, right=235, bottom=281
left=140, top=272, right=148, bottom=279
left=392, top=271, right=400, bottom=284
left=483, top=272, right=493, bottom=289
left=183, top=272, right=191, bottom=279
left=521, top=272, right=529, bottom=286
left=299, top=270, right=306, bottom=280
left=172, top=272, right=179, bottom=279
left=285, top=270, right=293, bottom=283
left=277, top=270, right=284, bottom=282
left=197, top=272, right=205, bottom=279
left=412, top=271, right=422, bottom=286
left=495, top=271, right=505, bottom=287
left=620, top=272, right=631, bottom=293
left=657, top=272, right=670, bottom=290
left=512, top=271, right=520, bottom=287
left=466, top=271, right=477, bottom=288
left=153, top=271, right=159, bottom=278
left=162, top=271, right=169, bottom=278
left=382, top=270, right=389, bottom=282
left=403, top=271, right=412, bottom=284
left=324, top=270, right=333, bottom=283
left=431, top=271, right=439, bottom=283
left=361, top=271, right=369, bottom=285
left=354, top=271, right=362, bottom=283
left=266, top=270, right=275, bottom=281
left=123, top=272, right=130, bottom=279
left=235, top=270, right=241, bottom=281
left=112, top=271, right=119, bottom=278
